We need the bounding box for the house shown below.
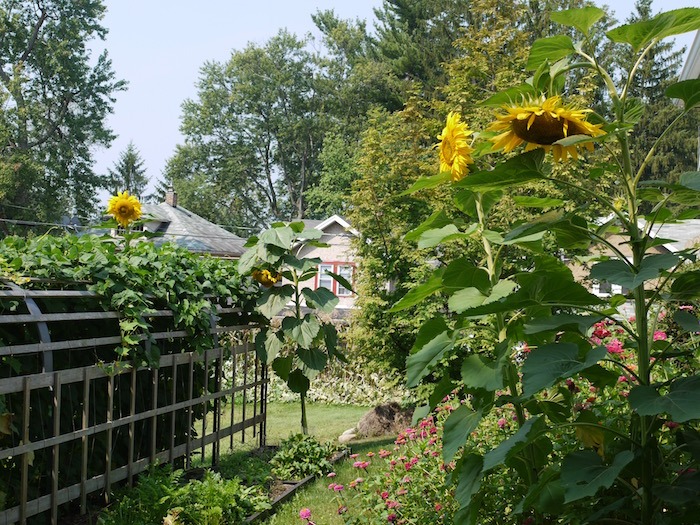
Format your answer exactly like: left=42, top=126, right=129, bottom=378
left=573, top=219, right=700, bottom=299
left=139, top=191, right=246, bottom=258
left=679, top=30, right=699, bottom=170
left=296, top=215, right=359, bottom=313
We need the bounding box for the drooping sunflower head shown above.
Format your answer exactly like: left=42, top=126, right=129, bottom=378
left=437, top=111, right=475, bottom=182
left=487, top=95, right=605, bottom=162
left=107, top=191, right=142, bottom=227
left=251, top=269, right=282, bottom=287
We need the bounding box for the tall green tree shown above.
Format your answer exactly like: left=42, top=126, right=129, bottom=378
left=105, top=141, right=149, bottom=199
left=617, top=0, right=699, bottom=183
left=0, top=0, right=125, bottom=223
left=164, top=30, right=327, bottom=229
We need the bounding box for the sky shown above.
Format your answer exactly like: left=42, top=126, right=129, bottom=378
left=91, top=0, right=699, bottom=206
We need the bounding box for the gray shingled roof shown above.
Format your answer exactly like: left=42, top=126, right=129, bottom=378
left=141, top=202, right=246, bottom=258
left=649, top=219, right=700, bottom=253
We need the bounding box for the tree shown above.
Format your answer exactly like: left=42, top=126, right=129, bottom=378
left=616, top=0, right=699, bottom=184
left=0, top=0, right=126, bottom=222
left=165, top=30, right=327, bottom=229
left=105, top=142, right=149, bottom=199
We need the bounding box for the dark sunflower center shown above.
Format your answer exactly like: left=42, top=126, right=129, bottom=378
left=512, top=113, right=568, bottom=145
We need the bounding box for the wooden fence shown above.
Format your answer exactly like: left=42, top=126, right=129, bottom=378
left=0, top=284, right=267, bottom=525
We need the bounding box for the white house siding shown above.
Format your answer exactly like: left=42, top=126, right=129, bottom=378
left=296, top=219, right=357, bottom=310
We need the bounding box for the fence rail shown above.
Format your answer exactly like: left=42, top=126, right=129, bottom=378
left=0, top=284, right=266, bottom=525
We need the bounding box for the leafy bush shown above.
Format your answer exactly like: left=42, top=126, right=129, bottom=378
left=270, top=434, right=339, bottom=480
left=98, top=465, right=270, bottom=525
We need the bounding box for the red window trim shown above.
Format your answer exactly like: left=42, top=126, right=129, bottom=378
left=315, top=262, right=355, bottom=296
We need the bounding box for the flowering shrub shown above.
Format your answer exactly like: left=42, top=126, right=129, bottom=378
left=328, top=401, right=459, bottom=524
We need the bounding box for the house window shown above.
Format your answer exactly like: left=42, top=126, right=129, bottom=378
left=318, top=264, right=334, bottom=290
left=337, top=265, right=354, bottom=296
left=316, top=263, right=355, bottom=296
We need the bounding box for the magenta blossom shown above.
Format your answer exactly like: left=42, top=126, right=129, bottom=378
left=653, top=331, right=667, bottom=341
left=606, top=339, right=624, bottom=354
left=299, top=508, right=312, bottom=520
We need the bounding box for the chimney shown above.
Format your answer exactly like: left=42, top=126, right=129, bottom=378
left=165, top=188, right=177, bottom=207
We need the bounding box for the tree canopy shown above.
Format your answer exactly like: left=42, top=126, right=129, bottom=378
left=0, top=0, right=125, bottom=225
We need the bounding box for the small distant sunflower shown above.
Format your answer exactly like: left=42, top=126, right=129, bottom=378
left=488, top=95, right=605, bottom=162
left=437, top=112, right=475, bottom=182
left=107, top=191, right=142, bottom=227
left=252, top=269, right=282, bottom=287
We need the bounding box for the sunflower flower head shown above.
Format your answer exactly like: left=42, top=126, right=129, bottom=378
left=487, top=95, right=605, bottom=162
left=437, top=112, right=475, bottom=182
left=252, top=269, right=282, bottom=287
left=107, top=191, right=142, bottom=228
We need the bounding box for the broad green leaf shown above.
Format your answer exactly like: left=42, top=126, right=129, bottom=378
left=606, top=8, right=700, bottom=52
left=522, top=344, right=607, bottom=397
left=283, top=254, right=322, bottom=273
left=288, top=221, right=305, bottom=233
left=590, top=253, right=680, bottom=289
left=628, top=375, right=700, bottom=422
left=443, top=406, right=483, bottom=463
left=515, top=468, right=564, bottom=515
left=670, top=270, right=700, bottom=300
left=429, top=374, right=457, bottom=412
left=260, top=226, right=295, bottom=249
left=255, top=328, right=284, bottom=364
left=443, top=259, right=491, bottom=295
left=483, top=416, right=544, bottom=472
left=257, top=285, right=294, bottom=318
left=551, top=7, right=606, bottom=36
left=418, top=224, right=478, bottom=249
left=298, top=227, right=322, bottom=240
left=298, top=347, right=327, bottom=371
left=389, top=269, right=444, bottom=312
left=281, top=314, right=320, bottom=349
left=454, top=454, right=484, bottom=512
left=455, top=269, right=603, bottom=317
left=302, top=287, right=339, bottom=313
left=400, top=172, right=451, bottom=195
left=512, top=196, right=565, bottom=208
left=479, top=83, right=537, bottom=107
left=503, top=210, right=565, bottom=242
left=449, top=279, right=517, bottom=314
left=666, top=80, right=700, bottom=111
left=524, top=314, right=602, bottom=335
left=322, top=323, right=339, bottom=357
left=461, top=354, right=505, bottom=391
left=411, top=317, right=449, bottom=353
left=406, top=330, right=455, bottom=388
left=287, top=368, right=310, bottom=394
left=673, top=310, right=700, bottom=332
left=656, top=472, right=700, bottom=505
left=579, top=365, right=620, bottom=389
left=453, top=190, right=502, bottom=217
left=405, top=210, right=454, bottom=242
left=457, top=150, right=545, bottom=192
left=561, top=450, right=634, bottom=503
left=272, top=355, right=293, bottom=381
left=526, top=35, right=575, bottom=71
left=679, top=171, right=700, bottom=191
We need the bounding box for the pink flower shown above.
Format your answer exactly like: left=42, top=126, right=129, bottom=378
left=333, top=484, right=344, bottom=492
left=379, top=449, right=391, bottom=458
left=387, top=513, right=397, bottom=522
left=387, top=500, right=400, bottom=509
left=664, top=421, right=680, bottom=429
left=435, top=503, right=443, bottom=512
left=299, top=508, right=312, bottom=520
left=366, top=451, right=375, bottom=457
left=618, top=375, right=628, bottom=383
left=497, top=418, right=507, bottom=429
left=680, top=305, right=693, bottom=311
left=350, top=453, right=359, bottom=459
left=653, top=331, right=667, bottom=341
left=606, top=339, right=624, bottom=354
left=327, top=472, right=336, bottom=478
left=381, top=491, right=390, bottom=500
left=353, top=460, right=370, bottom=469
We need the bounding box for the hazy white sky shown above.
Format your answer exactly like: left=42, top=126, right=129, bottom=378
left=92, top=0, right=699, bottom=204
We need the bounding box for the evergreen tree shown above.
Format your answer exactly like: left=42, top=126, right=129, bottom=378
left=616, top=0, right=698, bottom=184
left=105, top=142, right=149, bottom=199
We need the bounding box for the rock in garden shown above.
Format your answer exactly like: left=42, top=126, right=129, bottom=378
left=338, top=427, right=357, bottom=443
left=356, top=402, right=413, bottom=438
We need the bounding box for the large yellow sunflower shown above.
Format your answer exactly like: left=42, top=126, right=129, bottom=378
left=107, top=191, right=142, bottom=227
left=252, top=269, right=282, bottom=287
left=437, top=112, right=475, bottom=182
left=488, top=95, right=605, bottom=162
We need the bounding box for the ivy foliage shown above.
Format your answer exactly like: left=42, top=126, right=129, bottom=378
left=0, top=233, right=260, bottom=368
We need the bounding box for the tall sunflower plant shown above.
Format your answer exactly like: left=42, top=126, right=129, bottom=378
left=394, top=7, right=700, bottom=524
left=238, top=222, right=350, bottom=435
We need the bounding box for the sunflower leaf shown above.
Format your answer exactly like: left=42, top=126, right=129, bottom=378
left=666, top=80, right=700, bottom=111
left=479, top=83, right=537, bottom=107
left=551, top=7, right=606, bottom=36
left=400, top=172, right=452, bottom=195
left=526, top=35, right=575, bottom=71
left=606, top=8, right=700, bottom=52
